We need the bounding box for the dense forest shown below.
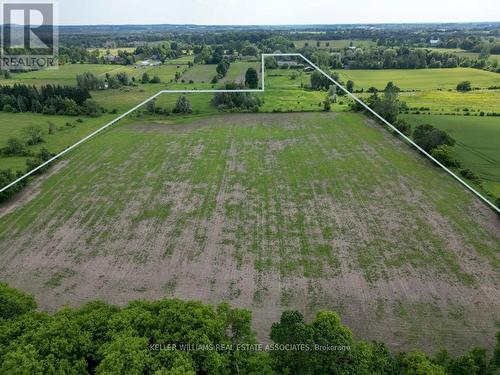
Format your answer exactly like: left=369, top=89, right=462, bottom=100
left=0, top=282, right=498, bottom=374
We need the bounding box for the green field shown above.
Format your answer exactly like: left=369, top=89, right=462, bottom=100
left=222, top=62, right=261, bottom=85
left=133, top=64, right=185, bottom=82
left=399, top=90, right=500, bottom=113
left=164, top=55, right=195, bottom=65
left=0, top=112, right=498, bottom=353
left=403, top=114, right=500, bottom=197
left=0, top=60, right=187, bottom=87
left=422, top=48, right=500, bottom=64
left=337, top=68, right=500, bottom=91
left=261, top=69, right=349, bottom=112
left=0, top=112, right=118, bottom=171
left=0, top=64, right=136, bottom=86
left=181, top=64, right=217, bottom=83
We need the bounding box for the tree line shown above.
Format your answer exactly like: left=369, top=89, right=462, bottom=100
left=0, top=84, right=101, bottom=117
left=300, top=45, right=499, bottom=72
left=0, top=282, right=498, bottom=374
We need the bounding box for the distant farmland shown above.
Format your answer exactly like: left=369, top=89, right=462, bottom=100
left=0, top=112, right=498, bottom=354
left=337, top=67, right=500, bottom=90
left=180, top=64, right=217, bottom=83
left=222, top=61, right=261, bottom=85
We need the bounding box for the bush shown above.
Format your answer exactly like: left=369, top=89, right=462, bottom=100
left=2, top=104, right=14, bottom=112
left=394, top=119, right=412, bottom=136
left=23, top=126, right=44, bottom=146
left=216, top=59, right=230, bottom=79
left=26, top=148, right=53, bottom=174
left=456, top=81, right=472, bottom=92
left=83, top=99, right=103, bottom=117
left=48, top=121, right=57, bottom=135
left=173, top=96, right=192, bottom=114
left=460, top=168, right=481, bottom=182
left=212, top=82, right=262, bottom=112
left=150, top=75, right=161, bottom=84
left=141, top=72, right=150, bottom=84
left=430, top=145, right=460, bottom=167
left=413, top=124, right=455, bottom=152
left=3, top=137, right=26, bottom=156
left=245, top=68, right=259, bottom=89
left=0, top=169, right=27, bottom=202
left=310, top=71, right=331, bottom=90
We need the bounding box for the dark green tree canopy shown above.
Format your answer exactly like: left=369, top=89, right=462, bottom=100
left=245, top=68, right=259, bottom=89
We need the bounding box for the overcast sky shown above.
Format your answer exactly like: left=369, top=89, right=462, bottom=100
left=58, top=0, right=499, bottom=25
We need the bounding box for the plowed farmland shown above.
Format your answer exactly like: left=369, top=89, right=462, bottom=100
left=0, top=112, right=498, bottom=353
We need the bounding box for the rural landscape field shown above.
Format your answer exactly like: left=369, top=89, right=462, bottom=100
left=0, top=2, right=499, bottom=374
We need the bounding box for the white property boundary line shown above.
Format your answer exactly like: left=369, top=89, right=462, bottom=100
left=1, top=53, right=498, bottom=214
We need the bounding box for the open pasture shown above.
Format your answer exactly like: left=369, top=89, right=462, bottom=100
left=180, top=64, right=218, bottom=83
left=399, top=90, right=500, bottom=113
left=0, top=64, right=136, bottom=86
left=222, top=62, right=262, bottom=85
left=0, top=112, right=118, bottom=171
left=337, top=67, right=500, bottom=91
left=132, top=64, right=184, bottom=82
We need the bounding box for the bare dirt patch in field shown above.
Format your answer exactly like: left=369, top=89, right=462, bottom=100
left=0, top=112, right=498, bottom=354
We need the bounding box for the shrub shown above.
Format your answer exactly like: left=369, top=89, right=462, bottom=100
left=394, top=119, right=412, bottom=136
left=310, top=71, right=331, bottom=90
left=0, top=169, right=27, bottom=202
left=2, top=104, right=14, bottom=112
left=3, top=137, right=26, bottom=156
left=83, top=99, right=103, bottom=117
left=460, top=168, right=481, bottom=182
left=323, top=98, right=332, bottom=112
left=23, top=126, right=44, bottom=146
left=212, top=82, right=262, bottom=112
left=430, top=145, right=460, bottom=167
left=456, top=81, right=472, bottom=92
left=141, top=72, right=150, bottom=84
left=150, top=75, right=161, bottom=84
left=413, top=124, right=455, bottom=152
left=173, top=96, right=192, bottom=114
left=245, top=68, right=259, bottom=89
left=48, top=121, right=57, bottom=135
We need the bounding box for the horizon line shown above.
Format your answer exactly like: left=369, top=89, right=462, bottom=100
left=3, top=20, right=500, bottom=28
